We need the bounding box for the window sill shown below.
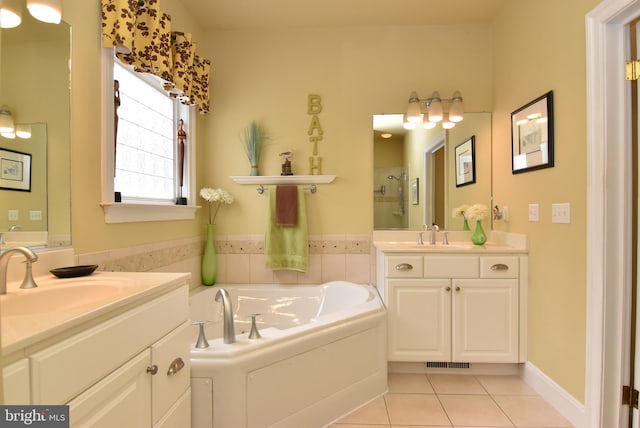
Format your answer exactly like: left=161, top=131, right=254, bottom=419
left=100, top=202, right=199, bottom=224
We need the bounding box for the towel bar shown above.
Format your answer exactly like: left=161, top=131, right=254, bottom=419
left=257, top=184, right=317, bottom=194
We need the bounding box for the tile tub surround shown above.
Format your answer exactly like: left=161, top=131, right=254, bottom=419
left=331, top=373, right=574, bottom=428
left=75, top=234, right=373, bottom=287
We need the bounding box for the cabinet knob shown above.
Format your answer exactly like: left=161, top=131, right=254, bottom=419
left=491, top=263, right=509, bottom=271
left=146, top=365, right=158, bottom=375
left=395, top=263, right=413, bottom=271
left=167, top=358, right=185, bottom=376
left=455, top=286, right=461, bottom=292
left=446, top=286, right=451, bottom=292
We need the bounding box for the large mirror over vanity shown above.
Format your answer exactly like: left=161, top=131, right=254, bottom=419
left=0, top=13, right=71, bottom=249
left=373, top=112, right=492, bottom=231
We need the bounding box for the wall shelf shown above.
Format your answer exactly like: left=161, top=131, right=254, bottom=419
left=229, top=175, right=336, bottom=185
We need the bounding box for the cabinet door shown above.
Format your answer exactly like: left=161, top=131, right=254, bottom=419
left=452, top=279, right=519, bottom=363
left=387, top=278, right=451, bottom=361
left=68, top=350, right=152, bottom=428
left=3, top=359, right=30, bottom=404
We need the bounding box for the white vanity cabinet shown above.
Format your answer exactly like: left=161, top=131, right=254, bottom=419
left=382, top=253, right=527, bottom=364
left=2, top=275, right=191, bottom=428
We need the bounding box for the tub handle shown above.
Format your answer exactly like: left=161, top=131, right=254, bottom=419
left=193, top=321, right=210, bottom=349
left=167, top=357, right=185, bottom=376
left=248, top=314, right=262, bottom=340
left=395, top=263, right=413, bottom=271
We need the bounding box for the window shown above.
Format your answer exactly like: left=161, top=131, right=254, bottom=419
left=114, top=62, right=179, bottom=202
left=101, top=51, right=197, bottom=223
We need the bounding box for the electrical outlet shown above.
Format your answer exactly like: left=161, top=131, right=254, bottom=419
left=528, top=204, right=539, bottom=222
left=8, top=210, right=18, bottom=221
left=29, top=210, right=42, bottom=221
left=552, top=203, right=571, bottom=224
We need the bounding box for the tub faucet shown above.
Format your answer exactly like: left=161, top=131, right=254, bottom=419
left=0, top=246, right=39, bottom=295
left=215, top=288, right=236, bottom=344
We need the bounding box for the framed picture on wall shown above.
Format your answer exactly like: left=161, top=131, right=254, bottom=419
left=455, top=136, right=476, bottom=187
left=412, top=178, right=419, bottom=205
left=511, top=91, right=554, bottom=174
left=0, top=148, right=31, bottom=192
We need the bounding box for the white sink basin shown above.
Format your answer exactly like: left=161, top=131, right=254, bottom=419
left=0, top=275, right=148, bottom=348
left=1, top=282, right=133, bottom=317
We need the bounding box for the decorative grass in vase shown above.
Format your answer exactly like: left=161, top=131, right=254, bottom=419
left=241, top=120, right=265, bottom=176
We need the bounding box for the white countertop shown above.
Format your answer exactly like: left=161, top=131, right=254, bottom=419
left=1, top=271, right=190, bottom=356
left=372, top=230, right=528, bottom=254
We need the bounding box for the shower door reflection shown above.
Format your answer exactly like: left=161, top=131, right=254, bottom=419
left=373, top=167, right=408, bottom=229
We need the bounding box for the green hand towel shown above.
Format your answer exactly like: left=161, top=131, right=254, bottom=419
left=265, top=186, right=308, bottom=272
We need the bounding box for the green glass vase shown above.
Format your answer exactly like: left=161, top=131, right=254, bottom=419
left=202, top=223, right=218, bottom=285
left=463, top=217, right=470, bottom=231
left=471, top=220, right=487, bottom=246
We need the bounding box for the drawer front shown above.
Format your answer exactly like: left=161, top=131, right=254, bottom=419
left=480, top=256, right=519, bottom=278
left=152, top=322, right=191, bottom=425
left=386, top=256, right=423, bottom=278
left=423, top=256, right=478, bottom=278
left=30, top=286, right=188, bottom=404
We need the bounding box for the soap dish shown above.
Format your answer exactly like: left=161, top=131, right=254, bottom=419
left=50, top=265, right=99, bottom=279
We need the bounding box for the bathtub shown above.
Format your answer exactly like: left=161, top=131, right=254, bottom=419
left=189, top=281, right=387, bottom=428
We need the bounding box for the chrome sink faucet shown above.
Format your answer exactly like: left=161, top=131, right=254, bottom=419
left=427, top=224, right=440, bottom=245
left=0, top=246, right=39, bottom=295
left=215, top=288, right=236, bottom=344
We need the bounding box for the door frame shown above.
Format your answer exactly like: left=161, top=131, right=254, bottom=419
left=586, top=0, right=640, bottom=426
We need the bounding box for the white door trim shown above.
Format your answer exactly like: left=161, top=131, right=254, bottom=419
left=586, top=1, right=640, bottom=427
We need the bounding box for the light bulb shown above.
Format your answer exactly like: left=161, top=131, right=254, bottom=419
left=0, top=0, right=21, bottom=28
left=428, top=92, right=443, bottom=122
left=449, top=91, right=464, bottom=122
left=27, top=0, right=62, bottom=24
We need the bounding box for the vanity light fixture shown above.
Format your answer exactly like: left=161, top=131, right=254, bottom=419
left=15, top=123, right=32, bottom=139
left=405, top=90, right=464, bottom=129
left=26, top=0, right=61, bottom=24
left=0, top=105, right=15, bottom=134
left=0, top=0, right=22, bottom=28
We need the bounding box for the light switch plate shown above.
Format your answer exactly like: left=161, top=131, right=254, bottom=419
left=528, top=204, right=539, bottom=222
left=29, top=210, right=42, bottom=221
left=8, top=210, right=18, bottom=221
left=552, top=203, right=571, bottom=224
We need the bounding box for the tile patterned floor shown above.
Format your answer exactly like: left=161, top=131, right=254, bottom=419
left=330, top=373, right=574, bottom=428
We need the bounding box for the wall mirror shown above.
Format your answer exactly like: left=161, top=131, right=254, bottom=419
left=0, top=14, right=71, bottom=249
left=373, top=112, right=492, bottom=231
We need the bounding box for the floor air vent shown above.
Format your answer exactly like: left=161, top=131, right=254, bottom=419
left=425, top=362, right=471, bottom=369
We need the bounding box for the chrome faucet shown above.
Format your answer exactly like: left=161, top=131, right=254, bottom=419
left=428, top=224, right=440, bottom=245
left=0, top=246, right=38, bottom=294
left=215, top=288, right=236, bottom=344
left=8, top=225, right=22, bottom=232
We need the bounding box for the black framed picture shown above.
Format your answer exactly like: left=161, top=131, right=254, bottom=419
left=0, top=148, right=31, bottom=192
left=511, top=91, right=554, bottom=174
left=455, top=136, right=476, bottom=187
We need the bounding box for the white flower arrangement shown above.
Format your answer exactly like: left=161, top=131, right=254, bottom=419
left=452, top=204, right=469, bottom=219
left=200, top=187, right=234, bottom=224
left=464, top=203, right=490, bottom=222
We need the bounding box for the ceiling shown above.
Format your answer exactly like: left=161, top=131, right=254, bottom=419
left=180, top=0, right=508, bottom=31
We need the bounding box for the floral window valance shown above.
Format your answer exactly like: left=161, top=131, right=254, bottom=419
left=101, top=0, right=210, bottom=114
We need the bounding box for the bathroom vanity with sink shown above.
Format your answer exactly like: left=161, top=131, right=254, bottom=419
left=1, top=268, right=191, bottom=428
left=374, top=231, right=528, bottom=365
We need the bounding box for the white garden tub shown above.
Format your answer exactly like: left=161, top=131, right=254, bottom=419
left=189, top=281, right=387, bottom=428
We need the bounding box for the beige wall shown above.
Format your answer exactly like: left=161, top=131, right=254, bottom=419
left=200, top=25, right=493, bottom=234
left=492, top=0, right=600, bottom=402
left=59, top=0, right=598, bottom=405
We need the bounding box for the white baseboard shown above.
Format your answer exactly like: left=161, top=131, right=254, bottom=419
left=521, top=362, right=586, bottom=428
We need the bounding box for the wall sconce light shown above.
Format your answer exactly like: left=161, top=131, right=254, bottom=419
left=0, top=0, right=62, bottom=28
left=27, top=0, right=62, bottom=24
left=16, top=123, right=32, bottom=139
left=0, top=0, right=22, bottom=28
left=0, top=105, right=15, bottom=134
left=405, top=90, right=464, bottom=129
